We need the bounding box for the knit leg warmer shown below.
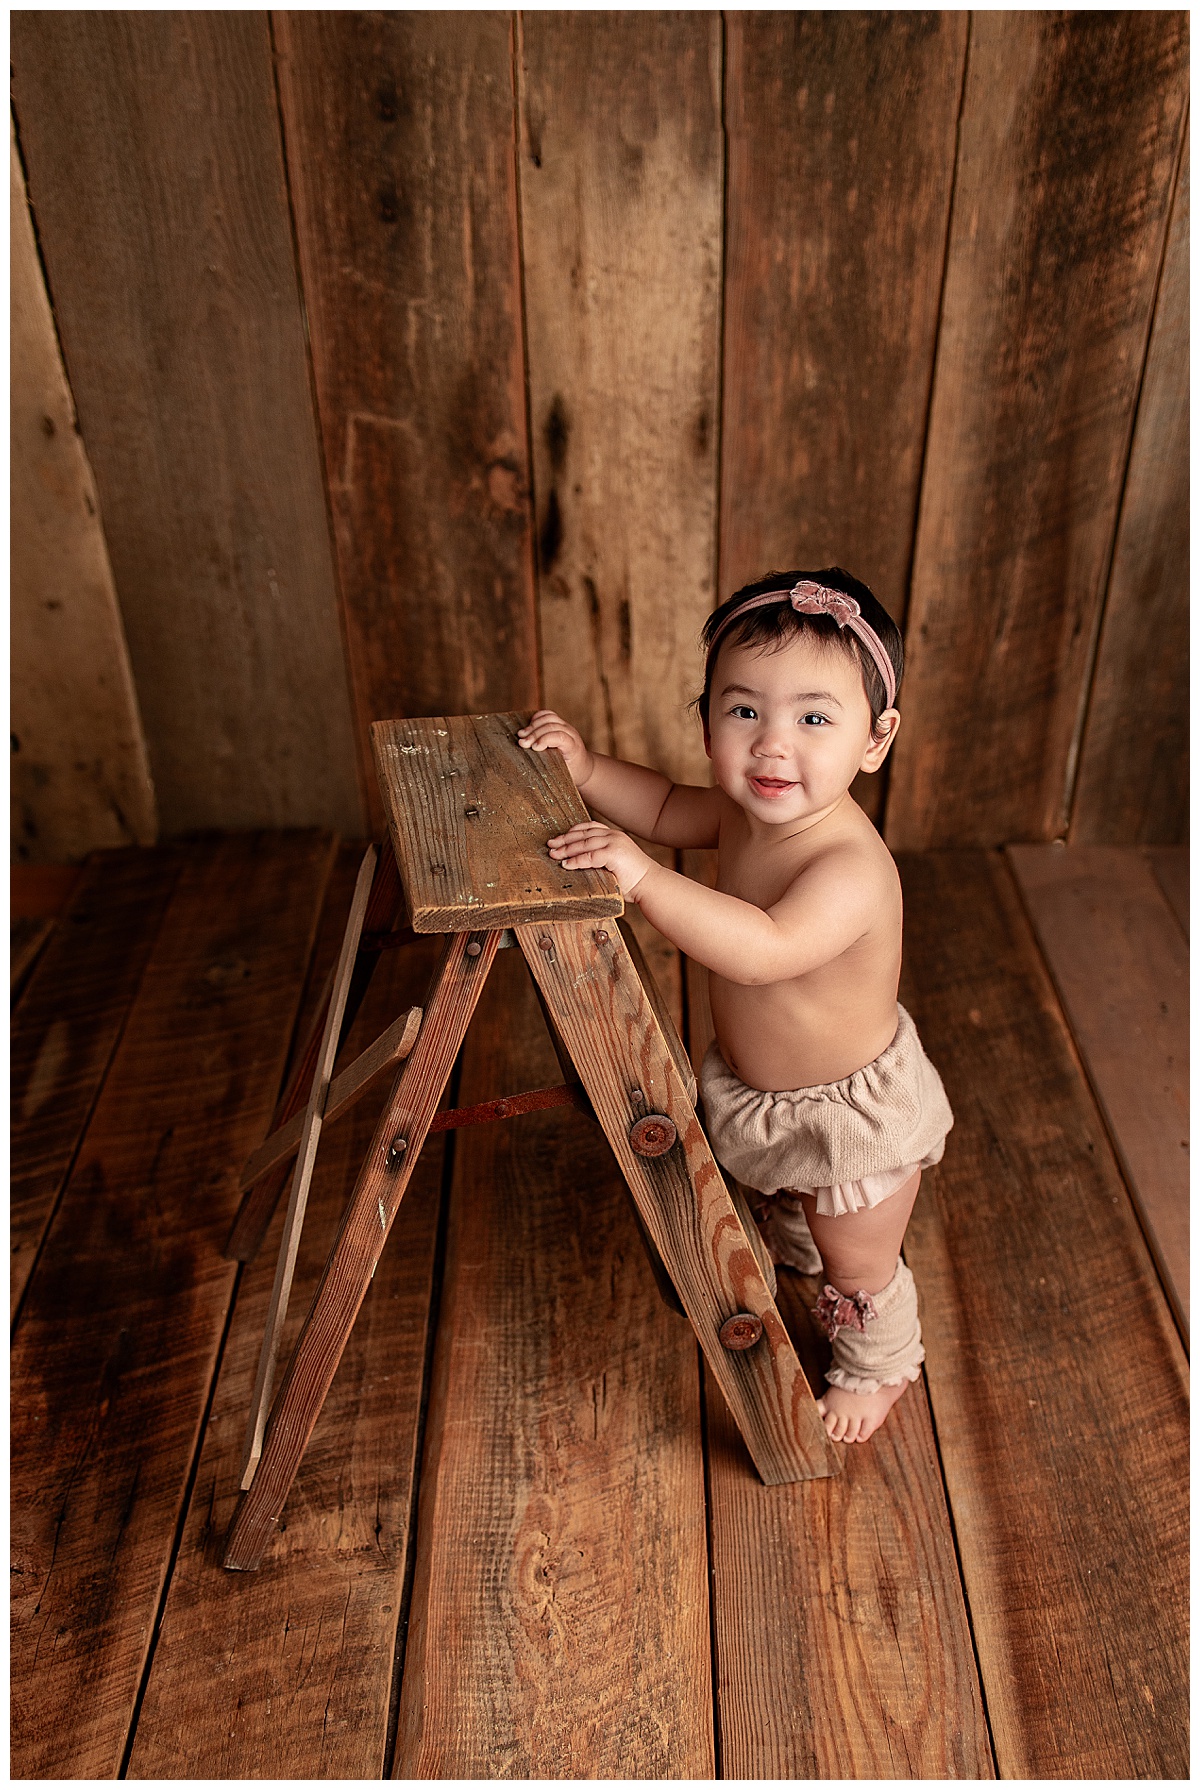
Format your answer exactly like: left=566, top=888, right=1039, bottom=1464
left=750, top=1190, right=824, bottom=1276
left=820, top=1258, right=924, bottom=1396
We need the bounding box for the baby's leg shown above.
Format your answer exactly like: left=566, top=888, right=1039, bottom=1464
left=799, top=1169, right=922, bottom=1444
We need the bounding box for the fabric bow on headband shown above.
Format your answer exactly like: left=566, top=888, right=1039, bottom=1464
left=707, top=579, right=898, bottom=710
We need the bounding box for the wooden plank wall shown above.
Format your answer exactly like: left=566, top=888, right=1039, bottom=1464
left=10, top=15, right=364, bottom=840
left=10, top=121, right=157, bottom=862
left=11, top=13, right=1189, bottom=857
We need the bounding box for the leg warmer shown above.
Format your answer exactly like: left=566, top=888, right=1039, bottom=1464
left=817, top=1259, right=924, bottom=1395
left=753, top=1191, right=823, bottom=1276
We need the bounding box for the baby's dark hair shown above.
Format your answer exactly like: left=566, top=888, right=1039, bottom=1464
left=697, top=567, right=903, bottom=739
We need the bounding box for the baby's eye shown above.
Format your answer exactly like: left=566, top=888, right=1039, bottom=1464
left=800, top=712, right=831, bottom=726
left=729, top=704, right=757, bottom=720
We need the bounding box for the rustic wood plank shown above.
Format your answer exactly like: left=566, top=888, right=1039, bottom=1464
left=127, top=931, right=447, bottom=1780
left=224, top=930, right=501, bottom=1570
left=11, top=14, right=363, bottom=835
left=241, top=846, right=379, bottom=1484
left=1071, top=119, right=1189, bottom=846
left=722, top=15, right=965, bottom=826
left=11, top=916, right=54, bottom=1003
left=705, top=1297, right=992, bottom=1779
left=898, top=849, right=1188, bottom=1777
left=393, top=946, right=714, bottom=1776
left=238, top=1004, right=422, bottom=1191
left=518, top=921, right=836, bottom=1486
left=273, top=11, right=539, bottom=831
left=1146, top=845, right=1188, bottom=939
left=10, top=119, right=157, bottom=864
left=720, top=14, right=964, bottom=607
left=617, top=915, right=695, bottom=1103
left=11, top=848, right=182, bottom=1312
left=518, top=13, right=722, bottom=787
left=374, top=713, right=623, bottom=932
left=11, top=862, right=83, bottom=919
left=681, top=848, right=990, bottom=1774
left=887, top=14, right=1189, bottom=849
left=1007, top=845, right=1188, bottom=1335
left=10, top=832, right=334, bottom=1779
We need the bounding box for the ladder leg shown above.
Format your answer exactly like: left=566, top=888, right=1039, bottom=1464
left=238, top=845, right=379, bottom=1488
left=517, top=919, right=838, bottom=1486
left=223, top=928, right=501, bottom=1570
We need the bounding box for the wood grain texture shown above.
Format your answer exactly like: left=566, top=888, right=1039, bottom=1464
left=705, top=1288, right=992, bottom=1779
left=10, top=848, right=181, bottom=1312
left=897, top=849, right=1188, bottom=1777
left=393, top=946, right=714, bottom=1777
left=11, top=862, right=84, bottom=919
left=10, top=13, right=363, bottom=836
left=11, top=917, right=54, bottom=1003
left=1008, top=845, right=1188, bottom=1334
left=720, top=14, right=964, bottom=608
left=274, top=11, right=539, bottom=830
left=1146, top=844, right=1188, bottom=939
left=680, top=847, right=719, bottom=1074
left=617, top=915, right=695, bottom=1103
left=720, top=14, right=965, bottom=829
left=887, top=14, right=1189, bottom=849
left=224, top=930, right=501, bottom=1570
left=10, top=833, right=332, bottom=1779
left=519, top=12, right=722, bottom=786
left=10, top=121, right=157, bottom=863
left=374, top=713, right=622, bottom=931
left=519, top=921, right=836, bottom=1485
left=127, top=932, right=446, bottom=1780
left=1071, top=119, right=1190, bottom=845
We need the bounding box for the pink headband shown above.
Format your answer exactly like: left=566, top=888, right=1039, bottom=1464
left=706, top=579, right=897, bottom=710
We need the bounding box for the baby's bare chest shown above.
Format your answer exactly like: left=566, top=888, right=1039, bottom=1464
left=715, top=834, right=815, bottom=910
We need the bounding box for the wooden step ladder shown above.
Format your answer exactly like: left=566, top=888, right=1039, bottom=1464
left=223, top=711, right=838, bottom=1570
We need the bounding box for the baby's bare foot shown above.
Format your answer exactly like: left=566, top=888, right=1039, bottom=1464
left=818, top=1379, right=909, bottom=1443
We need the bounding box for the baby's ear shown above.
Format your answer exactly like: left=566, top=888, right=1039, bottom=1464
left=861, top=709, right=901, bottom=772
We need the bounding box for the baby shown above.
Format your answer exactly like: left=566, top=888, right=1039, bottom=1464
left=518, top=567, right=952, bottom=1445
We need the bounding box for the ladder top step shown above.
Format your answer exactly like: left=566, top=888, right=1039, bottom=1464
left=373, top=712, right=625, bottom=934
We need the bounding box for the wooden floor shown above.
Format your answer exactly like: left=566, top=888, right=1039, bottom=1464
left=11, top=836, right=1188, bottom=1779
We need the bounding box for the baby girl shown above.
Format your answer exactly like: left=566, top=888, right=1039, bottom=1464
left=518, top=567, right=952, bottom=1443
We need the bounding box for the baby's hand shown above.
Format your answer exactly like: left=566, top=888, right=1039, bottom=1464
left=548, top=822, right=655, bottom=901
left=517, top=710, right=594, bottom=786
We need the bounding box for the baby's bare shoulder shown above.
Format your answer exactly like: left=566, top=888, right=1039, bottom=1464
left=781, top=817, right=900, bottom=926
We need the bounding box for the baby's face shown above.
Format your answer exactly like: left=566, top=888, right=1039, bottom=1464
left=705, top=631, right=898, bottom=828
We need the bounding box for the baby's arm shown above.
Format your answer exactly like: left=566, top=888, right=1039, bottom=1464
left=518, top=710, right=720, bottom=848
left=549, top=822, right=875, bottom=983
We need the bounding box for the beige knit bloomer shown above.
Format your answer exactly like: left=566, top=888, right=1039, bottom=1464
left=699, top=1005, right=953, bottom=1395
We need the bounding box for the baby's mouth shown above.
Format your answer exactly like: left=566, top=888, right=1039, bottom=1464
left=749, top=775, right=796, bottom=797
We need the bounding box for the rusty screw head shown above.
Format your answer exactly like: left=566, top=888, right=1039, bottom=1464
left=629, top=1113, right=677, bottom=1157
left=719, top=1313, right=764, bottom=1351
left=387, top=1136, right=408, bottom=1168
left=538, top=935, right=554, bottom=952
left=465, top=939, right=482, bottom=957
left=595, top=929, right=609, bottom=943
